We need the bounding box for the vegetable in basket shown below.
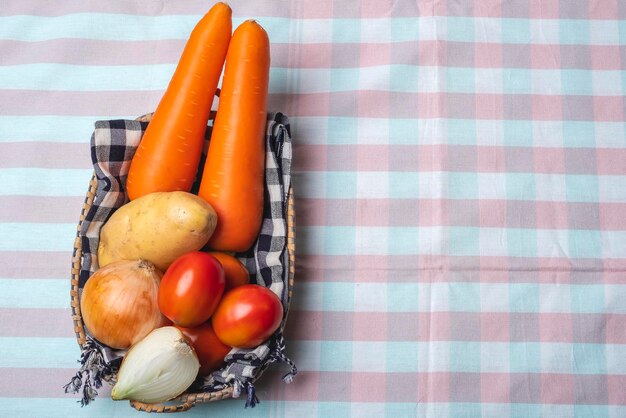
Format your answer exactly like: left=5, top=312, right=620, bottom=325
left=158, top=252, right=226, bottom=328
left=212, top=284, right=283, bottom=348
left=80, top=260, right=169, bottom=350
left=126, top=2, right=232, bottom=200
left=208, top=251, right=250, bottom=291
left=176, top=322, right=232, bottom=376
left=97, top=191, right=217, bottom=271
left=198, top=20, right=271, bottom=252
left=112, top=326, right=200, bottom=403
left=66, top=3, right=296, bottom=410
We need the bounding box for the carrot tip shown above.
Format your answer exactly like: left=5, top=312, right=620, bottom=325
left=215, top=2, right=232, bottom=10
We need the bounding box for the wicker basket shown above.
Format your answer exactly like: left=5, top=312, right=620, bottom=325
left=69, top=115, right=295, bottom=413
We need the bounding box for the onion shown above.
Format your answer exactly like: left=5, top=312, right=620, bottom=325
left=111, top=326, right=200, bottom=403
left=80, top=259, right=169, bottom=349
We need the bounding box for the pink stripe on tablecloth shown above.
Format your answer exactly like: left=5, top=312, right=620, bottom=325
left=7, top=40, right=622, bottom=70
left=351, top=311, right=395, bottom=341
left=0, top=89, right=163, bottom=116
left=0, top=39, right=186, bottom=66
left=350, top=372, right=388, bottom=402
left=474, top=42, right=503, bottom=68
left=0, top=196, right=85, bottom=223
left=312, top=41, right=610, bottom=71
left=600, top=203, right=626, bottom=229
left=540, top=374, right=574, bottom=404
left=3, top=90, right=624, bottom=121
left=608, top=375, right=626, bottom=404
left=296, top=198, right=626, bottom=230
left=594, top=148, right=626, bottom=175
left=534, top=146, right=566, bottom=174
left=270, top=372, right=448, bottom=404
left=531, top=44, right=561, bottom=69
left=296, top=255, right=626, bottom=284
left=2, top=368, right=622, bottom=405
left=270, top=370, right=626, bottom=405
left=297, top=199, right=445, bottom=227
left=478, top=199, right=507, bottom=228
left=3, top=0, right=623, bottom=19
left=474, top=0, right=501, bottom=17
left=0, top=251, right=72, bottom=278
left=588, top=0, right=620, bottom=19
left=0, top=0, right=302, bottom=17
left=285, top=311, right=626, bottom=343
left=0, top=143, right=90, bottom=169
left=590, top=45, right=623, bottom=70
left=594, top=95, right=625, bottom=121
left=417, top=372, right=451, bottom=403
left=297, top=145, right=446, bottom=172
left=0, top=368, right=109, bottom=398
left=605, top=313, right=626, bottom=344
left=256, top=370, right=319, bottom=402
left=532, top=94, right=563, bottom=120
left=529, top=0, right=560, bottom=18
left=0, top=308, right=75, bottom=337
left=481, top=373, right=511, bottom=403
left=294, top=144, right=626, bottom=174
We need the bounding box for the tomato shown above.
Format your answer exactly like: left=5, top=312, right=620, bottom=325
left=208, top=252, right=249, bottom=291
left=158, top=252, right=225, bottom=327
left=211, top=284, right=283, bottom=348
left=177, top=322, right=231, bottom=376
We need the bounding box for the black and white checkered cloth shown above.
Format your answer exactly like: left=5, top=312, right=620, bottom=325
left=66, top=113, right=296, bottom=408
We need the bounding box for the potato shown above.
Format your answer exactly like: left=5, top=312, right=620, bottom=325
left=98, top=191, right=217, bottom=271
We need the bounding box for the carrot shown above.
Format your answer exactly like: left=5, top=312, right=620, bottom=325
left=126, top=3, right=232, bottom=201
left=198, top=20, right=270, bottom=252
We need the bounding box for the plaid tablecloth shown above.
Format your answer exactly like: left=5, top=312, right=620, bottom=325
left=0, top=1, right=625, bottom=417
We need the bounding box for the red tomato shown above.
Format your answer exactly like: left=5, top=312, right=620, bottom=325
left=177, top=322, right=232, bottom=376
left=212, top=284, right=283, bottom=348
left=158, top=252, right=225, bottom=327
left=207, top=252, right=249, bottom=291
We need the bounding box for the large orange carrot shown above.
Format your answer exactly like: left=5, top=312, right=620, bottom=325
left=126, top=3, right=232, bottom=201
left=198, top=20, right=270, bottom=252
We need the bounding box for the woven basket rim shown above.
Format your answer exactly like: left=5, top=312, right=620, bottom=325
left=69, top=116, right=296, bottom=413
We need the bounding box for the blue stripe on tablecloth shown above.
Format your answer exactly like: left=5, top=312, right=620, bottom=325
left=0, top=399, right=622, bottom=418
left=296, top=226, right=626, bottom=258
left=1, top=337, right=624, bottom=375
left=0, top=279, right=68, bottom=308
left=0, top=223, right=78, bottom=251
left=0, top=63, right=624, bottom=95
left=2, top=279, right=625, bottom=314
left=0, top=116, right=128, bottom=143
left=290, top=282, right=626, bottom=314
left=0, top=169, right=92, bottom=196
left=1, top=15, right=624, bottom=45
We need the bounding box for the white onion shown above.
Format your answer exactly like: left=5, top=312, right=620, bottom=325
left=111, top=326, right=200, bottom=403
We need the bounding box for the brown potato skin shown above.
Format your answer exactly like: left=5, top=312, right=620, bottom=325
left=98, top=191, right=217, bottom=271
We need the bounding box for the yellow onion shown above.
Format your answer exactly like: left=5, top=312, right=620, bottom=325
left=112, top=326, right=200, bottom=403
left=80, top=259, right=169, bottom=349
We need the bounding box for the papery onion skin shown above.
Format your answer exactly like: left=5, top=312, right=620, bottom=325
left=81, top=259, right=169, bottom=349
left=111, top=326, right=200, bottom=403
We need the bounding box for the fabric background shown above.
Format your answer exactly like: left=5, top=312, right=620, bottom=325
left=0, top=1, right=625, bottom=417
